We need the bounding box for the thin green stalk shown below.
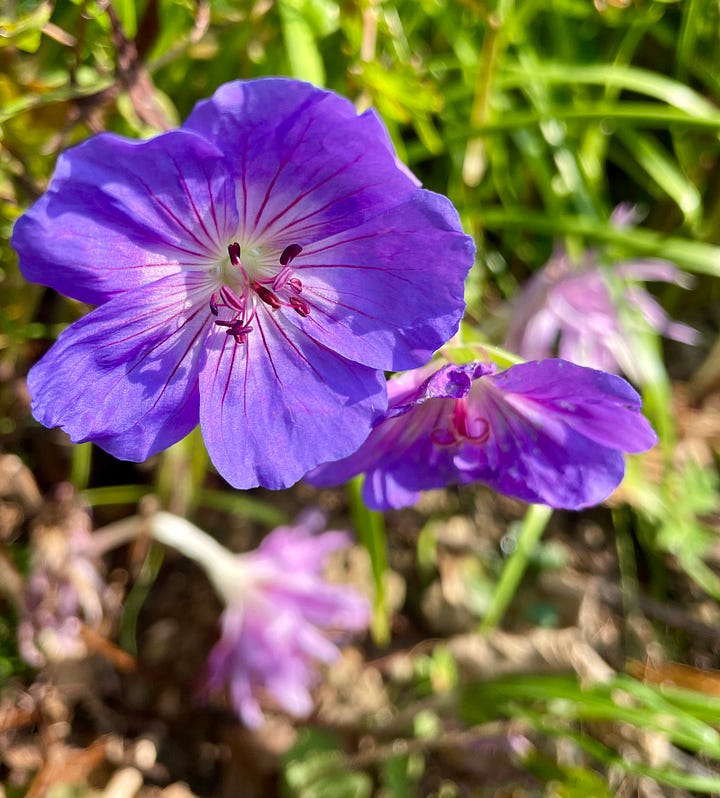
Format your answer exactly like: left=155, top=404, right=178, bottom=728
left=479, top=504, right=552, bottom=632
left=70, top=442, right=92, bottom=492
left=348, top=476, right=390, bottom=645
left=82, top=485, right=152, bottom=507
left=469, top=104, right=720, bottom=133
left=462, top=0, right=514, bottom=186
left=676, top=0, right=707, bottom=85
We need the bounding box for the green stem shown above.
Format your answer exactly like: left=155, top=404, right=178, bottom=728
left=462, top=0, right=514, bottom=186
left=348, top=477, right=390, bottom=645
left=70, top=442, right=92, bottom=491
left=479, top=504, right=553, bottom=632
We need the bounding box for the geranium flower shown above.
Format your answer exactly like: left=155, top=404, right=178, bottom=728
left=147, top=509, right=369, bottom=728
left=202, top=510, right=369, bottom=727
left=12, top=79, right=473, bottom=489
left=307, top=358, right=657, bottom=510
left=504, top=206, right=698, bottom=381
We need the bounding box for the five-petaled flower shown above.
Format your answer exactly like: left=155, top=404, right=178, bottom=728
left=12, top=78, right=473, bottom=489
left=308, top=358, right=657, bottom=510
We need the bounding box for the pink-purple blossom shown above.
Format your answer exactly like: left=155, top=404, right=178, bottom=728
left=307, top=358, right=657, bottom=510
left=12, top=78, right=473, bottom=489
left=201, top=511, right=369, bottom=728
left=504, top=207, right=698, bottom=380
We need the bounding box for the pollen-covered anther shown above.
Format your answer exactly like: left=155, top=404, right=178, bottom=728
left=215, top=319, right=253, bottom=344
left=252, top=282, right=282, bottom=309
left=273, top=245, right=304, bottom=292
left=290, top=296, right=311, bottom=317
left=280, top=243, right=302, bottom=266
left=228, top=242, right=241, bottom=266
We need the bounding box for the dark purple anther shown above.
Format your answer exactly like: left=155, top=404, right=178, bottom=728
left=215, top=319, right=253, bottom=342
left=289, top=277, right=303, bottom=294
left=228, top=321, right=253, bottom=337
left=280, top=243, right=302, bottom=266
left=252, top=283, right=282, bottom=309
left=210, top=293, right=220, bottom=316
left=228, top=242, right=241, bottom=266
left=290, top=296, right=311, bottom=317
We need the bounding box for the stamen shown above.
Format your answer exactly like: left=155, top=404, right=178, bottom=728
left=228, top=242, right=241, bottom=266
left=209, top=293, right=220, bottom=316
left=280, top=243, right=302, bottom=266
left=215, top=319, right=253, bottom=341
left=273, top=265, right=293, bottom=291
left=219, top=285, right=245, bottom=312
left=289, top=296, right=310, bottom=317
left=289, top=277, right=303, bottom=294
left=252, top=282, right=282, bottom=310
left=453, top=399, right=489, bottom=444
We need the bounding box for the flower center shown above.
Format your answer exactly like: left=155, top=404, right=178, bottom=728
left=431, top=396, right=489, bottom=446
left=211, top=242, right=309, bottom=344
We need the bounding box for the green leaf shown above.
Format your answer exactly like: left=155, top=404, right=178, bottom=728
left=198, top=488, right=288, bottom=528
left=0, top=0, right=52, bottom=52
left=498, top=62, right=718, bottom=117
left=278, top=0, right=326, bottom=86
left=113, top=0, right=137, bottom=38
left=282, top=730, right=372, bottom=798
left=477, top=207, right=720, bottom=276
left=617, top=128, right=702, bottom=227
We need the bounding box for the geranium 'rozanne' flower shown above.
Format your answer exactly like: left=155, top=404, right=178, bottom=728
left=307, top=358, right=657, bottom=510
left=12, top=79, right=474, bottom=489
left=148, top=510, right=369, bottom=728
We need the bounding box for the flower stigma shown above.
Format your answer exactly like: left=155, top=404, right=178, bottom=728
left=431, top=395, right=490, bottom=446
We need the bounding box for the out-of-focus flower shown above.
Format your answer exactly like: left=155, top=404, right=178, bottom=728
left=308, top=358, right=657, bottom=511
left=504, top=207, right=699, bottom=381
left=18, top=486, right=105, bottom=667
left=12, top=78, right=473, bottom=490
left=148, top=510, right=369, bottom=728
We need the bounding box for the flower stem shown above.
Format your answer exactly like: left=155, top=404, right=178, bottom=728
left=462, top=0, right=514, bottom=187
left=92, top=510, right=241, bottom=604
left=148, top=512, right=240, bottom=602
left=348, top=477, right=390, bottom=645
left=479, top=504, right=553, bottom=633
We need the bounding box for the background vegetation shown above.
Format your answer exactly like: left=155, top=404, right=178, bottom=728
left=2, top=0, right=720, bottom=796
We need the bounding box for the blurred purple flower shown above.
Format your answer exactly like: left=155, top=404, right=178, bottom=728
left=504, top=207, right=699, bottom=381
left=202, top=510, right=369, bottom=728
left=12, top=78, right=473, bottom=490
left=18, top=487, right=105, bottom=667
left=308, top=358, right=657, bottom=510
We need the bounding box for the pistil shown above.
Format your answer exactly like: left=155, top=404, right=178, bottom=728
left=210, top=241, right=310, bottom=344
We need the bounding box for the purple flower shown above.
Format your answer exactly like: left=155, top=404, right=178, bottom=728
left=200, top=510, right=369, bottom=728
left=504, top=208, right=698, bottom=381
left=308, top=358, right=657, bottom=510
left=12, top=78, right=473, bottom=489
